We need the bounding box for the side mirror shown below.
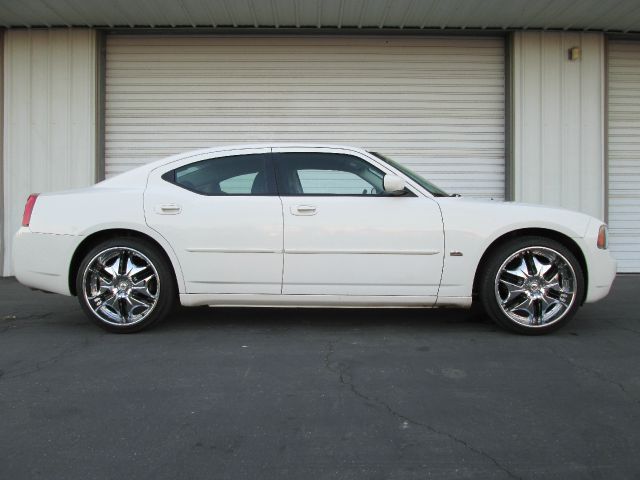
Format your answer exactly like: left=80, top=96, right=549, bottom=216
left=383, top=174, right=406, bottom=195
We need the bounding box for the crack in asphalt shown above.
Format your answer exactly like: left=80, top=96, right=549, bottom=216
left=0, top=313, right=55, bottom=333
left=323, top=341, right=522, bottom=480
left=1, top=335, right=92, bottom=380
left=2, top=312, right=53, bottom=321
left=546, top=346, right=639, bottom=406
left=601, top=319, right=640, bottom=336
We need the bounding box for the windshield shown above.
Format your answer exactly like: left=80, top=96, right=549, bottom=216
left=369, top=152, right=450, bottom=197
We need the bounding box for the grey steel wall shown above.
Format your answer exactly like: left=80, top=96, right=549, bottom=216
left=2, top=29, right=97, bottom=275
left=512, top=31, right=606, bottom=221
left=1, top=28, right=624, bottom=274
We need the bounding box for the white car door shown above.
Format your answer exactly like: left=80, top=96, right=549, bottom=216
left=274, top=148, right=445, bottom=299
left=144, top=148, right=283, bottom=294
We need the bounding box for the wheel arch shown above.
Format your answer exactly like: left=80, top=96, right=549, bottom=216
left=472, top=228, right=588, bottom=304
left=69, top=228, right=182, bottom=296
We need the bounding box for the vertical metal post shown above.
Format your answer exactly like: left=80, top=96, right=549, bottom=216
left=95, top=30, right=106, bottom=182
left=0, top=29, right=5, bottom=274
left=504, top=32, right=515, bottom=201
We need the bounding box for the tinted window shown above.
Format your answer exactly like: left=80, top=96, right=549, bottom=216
left=166, top=154, right=275, bottom=195
left=274, top=153, right=385, bottom=196
left=369, top=151, right=449, bottom=197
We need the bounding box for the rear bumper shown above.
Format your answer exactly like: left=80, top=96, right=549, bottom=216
left=12, top=228, right=80, bottom=296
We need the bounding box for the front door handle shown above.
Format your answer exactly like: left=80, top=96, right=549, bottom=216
left=156, top=204, right=182, bottom=215
left=291, top=205, right=317, bottom=216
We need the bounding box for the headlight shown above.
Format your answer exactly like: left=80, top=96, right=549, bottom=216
left=597, top=224, right=609, bottom=250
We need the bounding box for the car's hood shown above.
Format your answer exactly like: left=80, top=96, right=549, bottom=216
left=435, top=196, right=595, bottom=238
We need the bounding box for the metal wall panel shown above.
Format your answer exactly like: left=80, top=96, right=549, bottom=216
left=608, top=40, right=640, bottom=273
left=512, top=32, right=606, bottom=221
left=105, top=35, right=505, bottom=199
left=3, top=0, right=640, bottom=32
left=2, top=29, right=97, bottom=276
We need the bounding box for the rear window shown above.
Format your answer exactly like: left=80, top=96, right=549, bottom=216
left=162, top=154, right=275, bottom=196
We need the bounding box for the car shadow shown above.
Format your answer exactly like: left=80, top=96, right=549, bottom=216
left=149, top=304, right=501, bottom=335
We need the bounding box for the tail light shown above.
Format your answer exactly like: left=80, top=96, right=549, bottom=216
left=22, top=194, right=39, bottom=227
left=597, top=224, right=609, bottom=250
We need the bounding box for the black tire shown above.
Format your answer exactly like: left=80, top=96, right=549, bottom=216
left=478, top=236, right=584, bottom=335
left=76, top=237, right=176, bottom=333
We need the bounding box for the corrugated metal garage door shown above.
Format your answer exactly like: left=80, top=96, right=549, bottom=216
left=105, top=35, right=505, bottom=199
left=608, top=40, right=640, bottom=272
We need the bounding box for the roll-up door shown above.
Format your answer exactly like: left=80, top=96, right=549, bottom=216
left=608, top=40, right=640, bottom=272
left=105, top=35, right=505, bottom=199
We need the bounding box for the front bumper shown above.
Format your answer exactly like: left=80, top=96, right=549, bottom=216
left=581, top=220, right=617, bottom=303
left=584, top=247, right=617, bottom=303
left=12, top=228, right=81, bottom=296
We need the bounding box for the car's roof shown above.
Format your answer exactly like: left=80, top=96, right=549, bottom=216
left=175, top=143, right=369, bottom=156
left=96, top=144, right=372, bottom=188
left=151, top=143, right=372, bottom=172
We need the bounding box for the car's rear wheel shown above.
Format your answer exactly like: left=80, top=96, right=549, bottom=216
left=76, top=238, right=176, bottom=333
left=478, top=236, right=584, bottom=334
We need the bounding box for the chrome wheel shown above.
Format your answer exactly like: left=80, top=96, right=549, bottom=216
left=494, top=246, right=577, bottom=328
left=82, top=247, right=160, bottom=326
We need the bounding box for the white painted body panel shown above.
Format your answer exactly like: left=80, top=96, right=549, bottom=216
left=11, top=144, right=616, bottom=312
left=144, top=191, right=283, bottom=295
left=14, top=182, right=187, bottom=294
left=179, top=294, right=463, bottom=308
left=274, top=146, right=444, bottom=298
left=143, top=147, right=283, bottom=294
left=280, top=195, right=443, bottom=297
left=435, top=197, right=594, bottom=299
left=12, top=227, right=80, bottom=295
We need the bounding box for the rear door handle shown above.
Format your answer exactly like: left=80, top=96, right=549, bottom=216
left=156, top=204, right=182, bottom=215
left=291, top=205, right=317, bottom=216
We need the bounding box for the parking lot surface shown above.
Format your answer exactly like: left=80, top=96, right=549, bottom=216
left=0, top=276, right=639, bottom=479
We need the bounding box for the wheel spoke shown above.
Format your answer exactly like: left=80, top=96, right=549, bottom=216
left=117, top=299, right=128, bottom=323
left=494, top=245, right=578, bottom=328
left=131, top=276, right=157, bottom=299
left=127, top=294, right=153, bottom=312
left=91, top=263, right=115, bottom=284
left=95, top=292, right=119, bottom=317
left=545, top=274, right=561, bottom=290
left=532, top=256, right=550, bottom=277
left=546, top=288, right=572, bottom=307
left=499, top=277, right=526, bottom=304
left=501, top=271, right=525, bottom=286
left=542, top=262, right=559, bottom=281
left=505, top=258, right=529, bottom=280
left=104, top=293, right=119, bottom=309
left=83, top=246, right=161, bottom=327
left=102, top=258, right=120, bottom=280
left=531, top=299, right=543, bottom=325
left=546, top=271, right=575, bottom=297
left=524, top=252, right=537, bottom=276
left=131, top=266, right=153, bottom=284
left=540, top=293, right=561, bottom=314
left=118, top=251, right=128, bottom=276
left=125, top=256, right=147, bottom=279
left=505, top=293, right=530, bottom=312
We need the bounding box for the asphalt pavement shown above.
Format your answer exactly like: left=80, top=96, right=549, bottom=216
left=0, top=275, right=639, bottom=479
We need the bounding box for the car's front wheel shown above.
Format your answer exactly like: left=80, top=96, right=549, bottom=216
left=76, top=238, right=176, bottom=333
left=478, top=236, right=584, bottom=334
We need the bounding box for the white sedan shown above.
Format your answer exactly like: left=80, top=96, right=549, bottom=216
left=13, top=144, right=616, bottom=334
